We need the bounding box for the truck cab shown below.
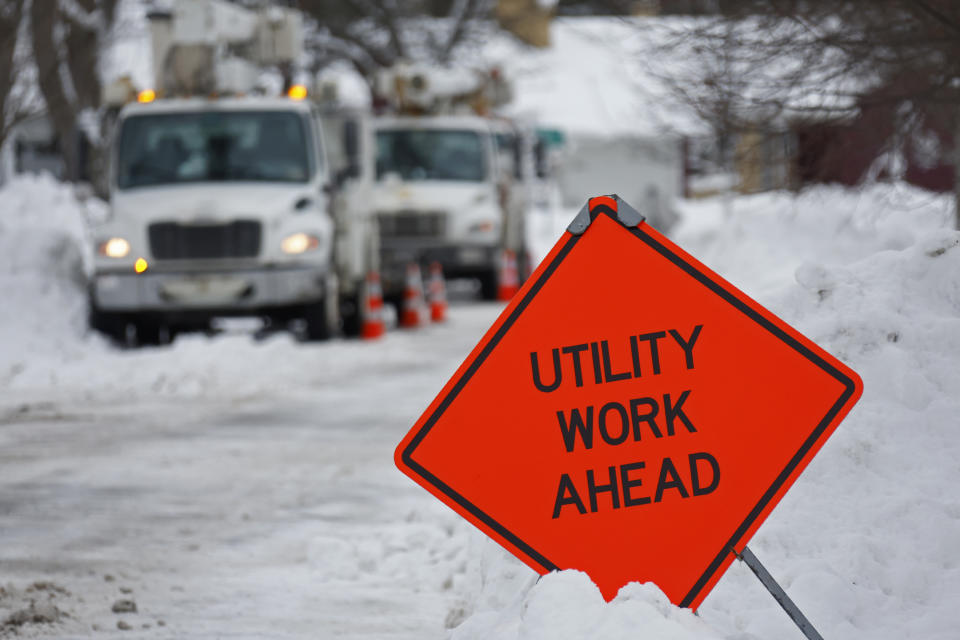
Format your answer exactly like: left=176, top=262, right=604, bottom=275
left=370, top=115, right=524, bottom=300
left=90, top=97, right=344, bottom=343
left=325, top=64, right=530, bottom=303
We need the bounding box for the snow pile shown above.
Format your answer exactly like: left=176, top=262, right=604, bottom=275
left=0, top=174, right=93, bottom=375
left=452, top=572, right=721, bottom=640
left=673, top=182, right=954, bottom=300
left=692, top=208, right=960, bottom=639
left=452, top=183, right=960, bottom=639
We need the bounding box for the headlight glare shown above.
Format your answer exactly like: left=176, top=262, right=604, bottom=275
left=281, top=232, right=320, bottom=254
left=99, top=237, right=130, bottom=258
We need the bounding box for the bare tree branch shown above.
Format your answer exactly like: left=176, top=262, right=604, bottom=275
left=64, top=0, right=101, bottom=111
left=32, top=0, right=80, bottom=180
left=440, top=0, right=485, bottom=62
left=300, top=0, right=494, bottom=91
left=656, top=0, right=960, bottom=224
left=910, top=0, right=960, bottom=37
left=0, top=0, right=23, bottom=145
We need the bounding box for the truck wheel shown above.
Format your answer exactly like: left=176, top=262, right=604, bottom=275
left=479, top=269, right=499, bottom=301
left=134, top=316, right=172, bottom=347
left=89, top=308, right=171, bottom=347
left=519, top=246, right=532, bottom=284
left=303, top=296, right=339, bottom=341
left=339, top=292, right=361, bottom=338
left=89, top=306, right=129, bottom=345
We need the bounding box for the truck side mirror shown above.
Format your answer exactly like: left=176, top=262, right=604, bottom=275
left=534, top=139, right=548, bottom=179
left=342, top=119, right=360, bottom=180
left=334, top=165, right=354, bottom=188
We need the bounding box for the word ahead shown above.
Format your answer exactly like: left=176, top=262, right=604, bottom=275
left=396, top=195, right=862, bottom=611
left=552, top=452, right=720, bottom=518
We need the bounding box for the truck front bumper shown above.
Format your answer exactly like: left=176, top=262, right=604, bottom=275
left=380, top=243, right=497, bottom=295
left=92, top=265, right=329, bottom=313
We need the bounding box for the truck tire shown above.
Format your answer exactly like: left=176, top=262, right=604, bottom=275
left=303, top=296, right=339, bottom=341
left=89, top=307, right=171, bottom=348
left=134, top=315, right=171, bottom=347
left=89, top=305, right=129, bottom=345
left=479, top=269, right=498, bottom=301
left=339, top=291, right=362, bottom=338
left=519, top=246, right=532, bottom=285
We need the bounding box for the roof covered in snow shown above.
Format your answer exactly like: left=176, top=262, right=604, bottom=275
left=481, top=18, right=706, bottom=139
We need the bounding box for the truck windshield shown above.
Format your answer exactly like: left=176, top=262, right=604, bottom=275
left=116, top=111, right=312, bottom=189
left=375, top=129, right=486, bottom=182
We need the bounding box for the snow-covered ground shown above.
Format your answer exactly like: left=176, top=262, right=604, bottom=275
left=1, top=176, right=959, bottom=639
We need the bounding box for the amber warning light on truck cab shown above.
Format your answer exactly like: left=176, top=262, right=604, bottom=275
left=287, top=84, right=308, bottom=101
left=394, top=194, right=862, bottom=611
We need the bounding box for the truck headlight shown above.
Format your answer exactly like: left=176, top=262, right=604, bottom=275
left=98, top=237, right=130, bottom=258
left=281, top=232, right=320, bottom=254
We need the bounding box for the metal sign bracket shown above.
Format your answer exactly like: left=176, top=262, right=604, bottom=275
left=567, top=194, right=646, bottom=235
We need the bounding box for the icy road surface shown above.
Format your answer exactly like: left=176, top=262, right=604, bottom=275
left=1, top=306, right=504, bottom=638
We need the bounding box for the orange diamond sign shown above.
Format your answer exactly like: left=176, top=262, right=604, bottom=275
left=395, top=195, right=862, bottom=610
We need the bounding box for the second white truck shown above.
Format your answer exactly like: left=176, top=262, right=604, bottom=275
left=322, top=64, right=531, bottom=303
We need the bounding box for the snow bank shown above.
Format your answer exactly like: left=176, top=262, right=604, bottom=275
left=0, top=174, right=94, bottom=377
left=693, top=213, right=960, bottom=639
left=673, top=183, right=953, bottom=300
left=451, top=572, right=722, bottom=640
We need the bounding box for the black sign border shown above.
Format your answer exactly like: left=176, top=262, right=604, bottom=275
left=400, top=205, right=859, bottom=609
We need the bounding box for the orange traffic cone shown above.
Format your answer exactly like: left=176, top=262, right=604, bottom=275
left=400, top=263, right=426, bottom=328
left=427, top=262, right=448, bottom=323
left=360, top=271, right=385, bottom=339
left=497, top=249, right=520, bottom=301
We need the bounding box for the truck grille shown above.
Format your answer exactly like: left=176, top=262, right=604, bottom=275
left=148, top=221, right=261, bottom=260
left=377, top=211, right=446, bottom=239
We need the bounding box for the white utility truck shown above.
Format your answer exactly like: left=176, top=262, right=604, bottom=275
left=90, top=0, right=377, bottom=344
left=322, top=64, right=530, bottom=303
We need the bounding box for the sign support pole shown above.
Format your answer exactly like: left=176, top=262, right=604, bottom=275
left=736, top=546, right=825, bottom=640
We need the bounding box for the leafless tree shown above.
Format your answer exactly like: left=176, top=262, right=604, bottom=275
left=29, top=0, right=119, bottom=182
left=656, top=1, right=960, bottom=227
left=299, top=0, right=494, bottom=84
left=0, top=0, right=34, bottom=151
